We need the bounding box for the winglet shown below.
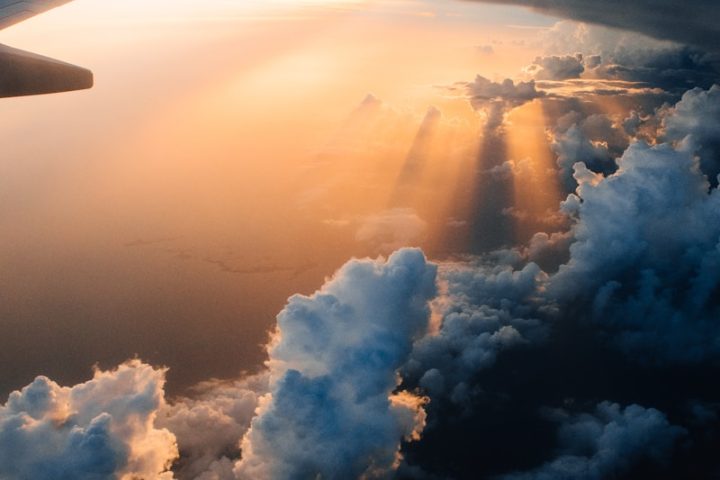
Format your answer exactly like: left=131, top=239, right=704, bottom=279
left=0, top=43, right=93, bottom=97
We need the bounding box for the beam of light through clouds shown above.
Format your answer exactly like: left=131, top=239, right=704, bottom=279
left=3, top=0, right=720, bottom=478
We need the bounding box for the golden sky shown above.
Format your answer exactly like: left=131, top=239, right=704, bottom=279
left=0, top=0, right=556, bottom=393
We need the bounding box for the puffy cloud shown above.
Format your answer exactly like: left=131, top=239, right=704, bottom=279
left=549, top=112, right=630, bottom=191
left=234, top=249, right=437, bottom=479
left=552, top=141, right=720, bottom=363
left=526, top=54, right=585, bottom=80
left=465, top=75, right=544, bottom=129
left=401, top=131, right=720, bottom=476
left=538, top=21, right=720, bottom=92
left=403, top=259, right=548, bottom=406
left=0, top=361, right=178, bottom=480
left=158, top=374, right=268, bottom=480
left=662, top=84, right=720, bottom=185
left=502, top=402, right=686, bottom=480
left=466, top=0, right=720, bottom=52
left=467, top=75, right=544, bottom=109
left=552, top=124, right=616, bottom=190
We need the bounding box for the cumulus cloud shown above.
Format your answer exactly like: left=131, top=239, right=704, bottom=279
left=662, top=84, right=720, bottom=185
left=552, top=141, right=720, bottom=363
left=537, top=21, right=720, bottom=93
left=7, top=11, right=720, bottom=480
left=550, top=112, right=627, bottom=190
left=467, top=75, right=544, bottom=108
left=158, top=374, right=268, bottom=480
left=466, top=0, right=720, bottom=51
left=525, top=54, right=585, bottom=80
left=403, top=259, right=548, bottom=406
left=465, top=75, right=544, bottom=128
left=0, top=361, right=177, bottom=480
left=234, top=249, right=437, bottom=479
left=502, top=402, right=686, bottom=480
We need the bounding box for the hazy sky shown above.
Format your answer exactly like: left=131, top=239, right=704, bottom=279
left=0, top=0, right=553, bottom=394
left=3, top=1, right=720, bottom=479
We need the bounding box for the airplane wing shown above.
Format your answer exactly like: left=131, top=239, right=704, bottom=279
left=0, top=0, right=73, bottom=30
left=0, top=0, right=92, bottom=98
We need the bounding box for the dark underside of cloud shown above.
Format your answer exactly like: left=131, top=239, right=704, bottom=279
left=466, top=0, right=720, bottom=52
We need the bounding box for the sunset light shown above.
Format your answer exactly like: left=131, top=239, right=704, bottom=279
left=1, top=0, right=719, bottom=479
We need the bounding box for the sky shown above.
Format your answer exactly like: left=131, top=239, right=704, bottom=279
left=1, top=0, right=720, bottom=479
left=0, top=0, right=553, bottom=395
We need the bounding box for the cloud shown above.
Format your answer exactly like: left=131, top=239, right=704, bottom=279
left=552, top=141, right=720, bottom=363
left=537, top=22, right=720, bottom=92
left=0, top=361, right=177, bottom=480
left=550, top=113, right=626, bottom=190
left=467, top=75, right=545, bottom=109
left=662, top=84, right=720, bottom=185
left=356, top=208, right=428, bottom=253
left=400, top=80, right=720, bottom=476
left=525, top=54, right=585, bottom=80
left=403, top=259, right=548, bottom=407
left=501, top=402, right=686, bottom=480
left=158, top=374, right=268, bottom=480
left=476, top=44, right=495, bottom=55
left=462, top=75, right=545, bottom=129
left=465, top=0, right=720, bottom=51
left=234, top=249, right=437, bottom=479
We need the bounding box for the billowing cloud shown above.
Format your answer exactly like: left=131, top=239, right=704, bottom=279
left=465, top=75, right=544, bottom=129
left=466, top=0, right=720, bottom=51
left=553, top=141, right=720, bottom=363
left=467, top=75, right=544, bottom=108
left=550, top=112, right=626, bottom=190
left=502, top=402, right=686, bottom=480
left=662, top=84, right=720, bottom=185
left=158, top=374, right=268, bottom=480
left=526, top=54, right=585, bottom=80
left=234, top=249, right=437, bottom=479
left=5, top=7, right=720, bottom=480
left=403, top=259, right=547, bottom=406
left=0, top=361, right=177, bottom=480
left=538, top=21, right=720, bottom=92
left=400, top=85, right=720, bottom=477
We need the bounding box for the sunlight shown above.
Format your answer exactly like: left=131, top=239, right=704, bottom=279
left=505, top=99, right=564, bottom=240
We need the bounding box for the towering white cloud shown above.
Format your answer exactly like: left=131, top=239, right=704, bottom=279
left=0, top=361, right=178, bottom=480
left=234, top=249, right=438, bottom=479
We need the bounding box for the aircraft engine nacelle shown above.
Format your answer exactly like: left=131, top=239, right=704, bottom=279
left=0, top=43, right=92, bottom=97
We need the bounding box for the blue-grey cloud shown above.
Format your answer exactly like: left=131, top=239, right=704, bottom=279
left=526, top=54, right=585, bottom=80
left=662, top=84, right=720, bottom=186
left=234, top=249, right=437, bottom=479
left=501, top=402, right=686, bottom=480
left=0, top=361, right=177, bottom=480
